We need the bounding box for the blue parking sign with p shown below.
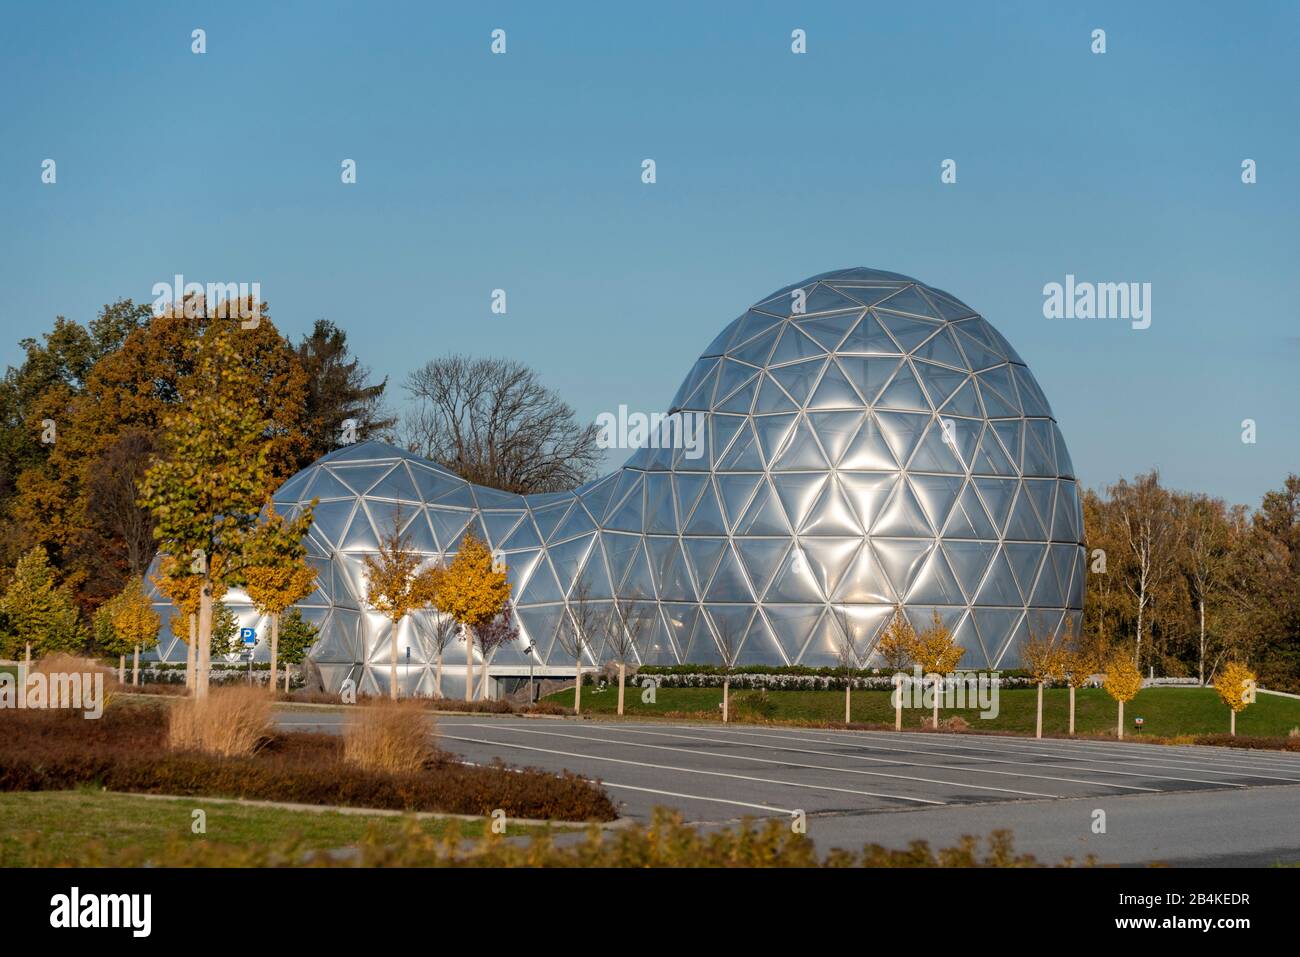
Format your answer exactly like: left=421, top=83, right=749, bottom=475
left=240, top=627, right=257, bottom=646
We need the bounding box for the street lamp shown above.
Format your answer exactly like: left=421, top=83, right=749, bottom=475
left=521, top=643, right=536, bottom=704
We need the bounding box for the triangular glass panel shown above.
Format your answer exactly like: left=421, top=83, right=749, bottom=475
left=796, top=310, right=861, bottom=350
left=622, top=545, right=656, bottom=600
left=837, top=355, right=900, bottom=403
left=520, top=557, right=564, bottom=603
left=1052, top=480, right=1081, bottom=542
left=973, top=477, right=1018, bottom=533
left=990, top=420, right=1024, bottom=471
left=978, top=366, right=1022, bottom=415
left=839, top=415, right=897, bottom=470
left=799, top=538, right=859, bottom=599
left=839, top=471, right=897, bottom=531
left=775, top=419, right=829, bottom=469
left=605, top=486, right=644, bottom=533
left=716, top=473, right=762, bottom=529
left=955, top=328, right=1005, bottom=372
left=426, top=508, right=473, bottom=551
left=708, top=415, right=747, bottom=467
left=908, top=420, right=965, bottom=473
left=914, top=362, right=967, bottom=409
left=941, top=541, right=997, bottom=601
left=973, top=608, right=1024, bottom=659
left=1022, top=419, right=1057, bottom=477
left=767, top=546, right=827, bottom=602
left=551, top=501, right=598, bottom=541
left=1023, top=478, right=1056, bottom=532
left=832, top=542, right=896, bottom=603
left=683, top=484, right=728, bottom=535
left=1053, top=424, right=1075, bottom=479
left=735, top=538, right=790, bottom=598
left=728, top=324, right=780, bottom=366
left=762, top=605, right=823, bottom=663
left=704, top=545, right=752, bottom=601
left=471, top=485, right=526, bottom=508
left=717, top=376, right=759, bottom=413
left=718, top=422, right=765, bottom=469
left=875, top=360, right=931, bottom=411
left=753, top=413, right=798, bottom=465
left=942, top=379, right=984, bottom=417
left=673, top=473, right=710, bottom=523
left=548, top=535, right=595, bottom=596
left=1003, top=542, right=1046, bottom=601
left=310, top=500, right=356, bottom=547
left=532, top=501, right=574, bottom=542
left=912, top=327, right=969, bottom=370
left=769, top=358, right=825, bottom=406
left=749, top=375, right=792, bottom=413
left=671, top=357, right=720, bottom=408
left=909, top=474, right=965, bottom=531
left=502, top=515, right=541, bottom=551
left=943, top=483, right=998, bottom=540
left=874, top=410, right=929, bottom=465
left=769, top=325, right=827, bottom=366
left=800, top=480, right=862, bottom=536
left=907, top=548, right=966, bottom=605
left=872, top=538, right=934, bottom=599
left=871, top=478, right=933, bottom=536
left=330, top=463, right=394, bottom=495
left=682, top=536, right=727, bottom=591
left=1004, top=484, right=1047, bottom=540
left=363, top=464, right=421, bottom=502
left=876, top=285, right=940, bottom=318
left=807, top=410, right=864, bottom=464
left=838, top=312, right=901, bottom=355
left=1013, top=367, right=1053, bottom=418
left=972, top=425, right=1017, bottom=476
left=734, top=481, right=791, bottom=535
left=975, top=550, right=1023, bottom=606
left=828, top=284, right=904, bottom=308
left=771, top=472, right=828, bottom=529
left=876, top=311, right=943, bottom=352
left=806, top=359, right=862, bottom=410
left=644, top=473, right=677, bottom=534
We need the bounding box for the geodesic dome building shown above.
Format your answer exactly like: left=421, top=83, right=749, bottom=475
left=149, top=267, right=1085, bottom=696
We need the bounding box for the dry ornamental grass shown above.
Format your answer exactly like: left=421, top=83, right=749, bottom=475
left=343, top=700, right=435, bottom=774
left=167, top=685, right=272, bottom=757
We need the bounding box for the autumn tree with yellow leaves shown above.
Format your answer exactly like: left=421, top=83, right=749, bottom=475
left=910, top=610, right=963, bottom=730
left=1022, top=628, right=1067, bottom=739
left=362, top=513, right=442, bottom=701
left=152, top=556, right=203, bottom=690
left=109, top=576, right=161, bottom=686
left=876, top=606, right=917, bottom=731
left=1102, top=652, right=1143, bottom=739
left=1061, top=633, right=1104, bottom=736
left=1212, top=660, right=1257, bottom=736
left=243, top=499, right=318, bottom=693
left=435, top=531, right=510, bottom=702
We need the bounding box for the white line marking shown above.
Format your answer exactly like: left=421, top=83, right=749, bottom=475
left=437, top=732, right=945, bottom=806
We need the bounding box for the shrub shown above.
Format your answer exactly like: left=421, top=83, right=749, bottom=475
left=167, top=685, right=272, bottom=757
left=730, top=690, right=778, bottom=721
left=344, top=701, right=435, bottom=774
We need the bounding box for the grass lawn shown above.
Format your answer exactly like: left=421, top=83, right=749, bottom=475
left=547, top=684, right=1300, bottom=738
left=0, top=789, right=556, bottom=866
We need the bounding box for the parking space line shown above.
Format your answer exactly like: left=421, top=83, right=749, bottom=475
left=672, top=724, right=1246, bottom=789
left=460, top=722, right=1055, bottom=799
left=622, top=724, right=1160, bottom=793
left=438, top=732, right=946, bottom=806
left=599, top=781, right=795, bottom=816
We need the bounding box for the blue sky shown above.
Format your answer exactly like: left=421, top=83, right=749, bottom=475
left=1, top=1, right=1296, bottom=507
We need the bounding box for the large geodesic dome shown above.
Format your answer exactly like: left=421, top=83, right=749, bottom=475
left=149, top=267, right=1085, bottom=696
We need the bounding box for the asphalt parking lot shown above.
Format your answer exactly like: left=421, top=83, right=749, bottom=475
left=277, top=711, right=1300, bottom=866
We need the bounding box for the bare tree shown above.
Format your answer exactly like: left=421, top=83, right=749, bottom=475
left=402, top=355, right=602, bottom=494
left=831, top=605, right=860, bottom=725
left=555, top=578, right=601, bottom=715
left=1182, top=494, right=1235, bottom=685
left=711, top=611, right=746, bottom=723
left=1111, top=471, right=1183, bottom=668
left=607, top=600, right=653, bottom=716
left=426, top=608, right=459, bottom=698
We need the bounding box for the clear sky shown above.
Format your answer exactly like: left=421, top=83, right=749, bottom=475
left=1, top=1, right=1296, bottom=507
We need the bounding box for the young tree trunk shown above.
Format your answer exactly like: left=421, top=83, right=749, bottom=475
left=464, top=629, right=474, bottom=702
left=1069, top=685, right=1076, bottom=735
left=434, top=650, right=443, bottom=698
left=573, top=654, right=583, bottom=716
left=479, top=652, right=490, bottom=701
left=1197, top=599, right=1206, bottom=685
left=844, top=682, right=851, bottom=724
left=893, top=676, right=902, bottom=731
left=25, top=643, right=31, bottom=668
left=197, top=581, right=213, bottom=702
left=1230, top=709, right=1236, bottom=736
left=1117, top=700, right=1125, bottom=740
left=1035, top=682, right=1044, bottom=738
left=186, top=614, right=197, bottom=692
left=722, top=677, right=730, bottom=723
left=932, top=675, right=941, bottom=729
left=118, top=654, right=126, bottom=684
left=617, top=662, right=626, bottom=716
left=132, top=644, right=140, bottom=686
left=389, top=616, right=399, bottom=701
left=284, top=667, right=290, bottom=694
left=269, top=612, right=279, bottom=695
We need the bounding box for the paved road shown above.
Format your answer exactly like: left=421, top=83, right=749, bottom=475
left=276, top=710, right=1300, bottom=866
